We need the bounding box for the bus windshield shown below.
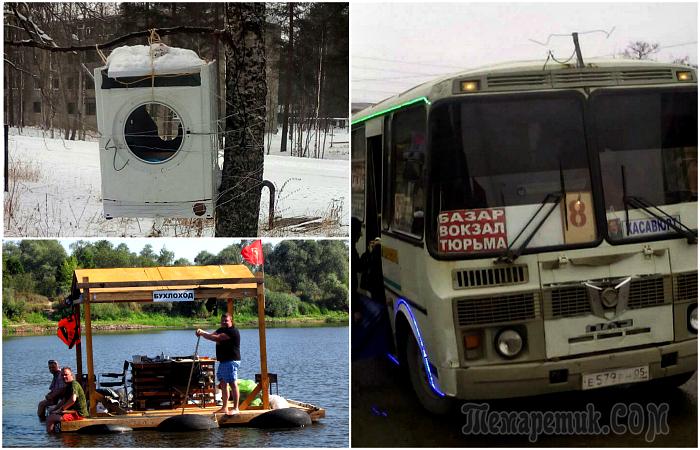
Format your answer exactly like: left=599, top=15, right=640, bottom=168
left=591, top=89, right=698, bottom=243
left=429, top=93, right=596, bottom=256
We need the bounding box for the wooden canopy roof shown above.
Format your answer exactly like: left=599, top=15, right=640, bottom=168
left=72, top=265, right=259, bottom=303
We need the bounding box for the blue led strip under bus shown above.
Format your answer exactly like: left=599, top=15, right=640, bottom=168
left=386, top=353, right=400, bottom=366
left=396, top=299, right=446, bottom=397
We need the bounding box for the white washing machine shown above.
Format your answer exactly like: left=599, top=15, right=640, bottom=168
left=94, top=54, right=219, bottom=219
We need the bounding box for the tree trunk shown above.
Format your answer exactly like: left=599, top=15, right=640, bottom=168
left=19, top=51, right=25, bottom=129
left=215, top=2, right=226, bottom=153
left=313, top=29, right=324, bottom=158
left=5, top=68, right=15, bottom=126
left=279, top=2, right=294, bottom=152
left=77, top=56, right=85, bottom=140
left=215, top=3, right=267, bottom=237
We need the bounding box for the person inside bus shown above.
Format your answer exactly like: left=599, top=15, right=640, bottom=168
left=351, top=216, right=364, bottom=323
left=37, top=359, right=66, bottom=421
left=351, top=217, right=393, bottom=357
left=46, top=367, right=89, bottom=433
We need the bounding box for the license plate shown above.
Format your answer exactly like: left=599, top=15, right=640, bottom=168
left=582, top=365, right=649, bottom=390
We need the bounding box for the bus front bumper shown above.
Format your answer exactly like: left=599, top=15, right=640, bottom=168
left=450, top=339, right=696, bottom=400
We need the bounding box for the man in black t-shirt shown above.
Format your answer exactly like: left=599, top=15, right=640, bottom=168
left=196, top=313, right=241, bottom=415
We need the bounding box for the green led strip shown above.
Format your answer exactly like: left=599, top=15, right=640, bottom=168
left=351, top=96, right=430, bottom=125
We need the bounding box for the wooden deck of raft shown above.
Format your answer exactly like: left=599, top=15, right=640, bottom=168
left=60, top=400, right=325, bottom=432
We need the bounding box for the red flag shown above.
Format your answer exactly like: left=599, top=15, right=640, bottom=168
left=241, top=240, right=264, bottom=266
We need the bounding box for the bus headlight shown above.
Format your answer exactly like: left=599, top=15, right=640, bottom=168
left=688, top=304, right=697, bottom=333
left=495, top=329, right=523, bottom=358
left=677, top=71, right=692, bottom=81
left=460, top=80, right=480, bottom=92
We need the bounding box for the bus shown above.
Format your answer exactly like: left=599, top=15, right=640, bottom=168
left=351, top=58, right=697, bottom=413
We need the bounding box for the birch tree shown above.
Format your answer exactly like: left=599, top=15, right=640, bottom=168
left=215, top=3, right=267, bottom=236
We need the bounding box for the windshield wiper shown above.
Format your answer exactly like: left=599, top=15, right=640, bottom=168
left=497, top=160, right=568, bottom=264
left=620, top=165, right=697, bottom=244
left=496, top=192, right=562, bottom=264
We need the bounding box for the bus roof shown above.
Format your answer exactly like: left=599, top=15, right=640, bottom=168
left=352, top=58, right=696, bottom=124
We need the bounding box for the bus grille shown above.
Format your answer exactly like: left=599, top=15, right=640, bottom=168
left=674, top=271, right=698, bottom=302
left=628, top=277, right=666, bottom=309
left=546, top=276, right=669, bottom=319
left=455, top=292, right=537, bottom=326
left=486, top=73, right=547, bottom=88
left=553, top=71, right=616, bottom=86
left=550, top=286, right=589, bottom=318
left=452, top=265, right=528, bottom=289
left=483, top=68, right=675, bottom=90
left=620, top=69, right=674, bottom=83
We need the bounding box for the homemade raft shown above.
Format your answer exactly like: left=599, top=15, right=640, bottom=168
left=57, top=265, right=325, bottom=433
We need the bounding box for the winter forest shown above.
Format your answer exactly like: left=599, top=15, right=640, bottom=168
left=3, top=3, right=350, bottom=238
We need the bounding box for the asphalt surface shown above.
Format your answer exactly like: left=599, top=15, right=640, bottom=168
left=351, top=319, right=697, bottom=447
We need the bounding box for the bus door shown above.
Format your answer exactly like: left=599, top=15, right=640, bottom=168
left=365, top=135, right=382, bottom=243
left=363, top=134, right=386, bottom=304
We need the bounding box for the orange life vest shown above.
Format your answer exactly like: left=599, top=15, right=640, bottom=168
left=57, top=313, right=81, bottom=349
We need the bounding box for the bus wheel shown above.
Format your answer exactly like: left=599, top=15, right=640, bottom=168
left=406, top=334, right=452, bottom=415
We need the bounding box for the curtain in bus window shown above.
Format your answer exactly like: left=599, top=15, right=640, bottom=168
left=391, top=106, right=426, bottom=236
left=592, top=89, right=697, bottom=242
left=351, top=127, right=366, bottom=220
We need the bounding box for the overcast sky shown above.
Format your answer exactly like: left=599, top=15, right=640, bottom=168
left=351, top=2, right=698, bottom=103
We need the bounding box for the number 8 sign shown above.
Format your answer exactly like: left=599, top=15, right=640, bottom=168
left=562, top=192, right=596, bottom=244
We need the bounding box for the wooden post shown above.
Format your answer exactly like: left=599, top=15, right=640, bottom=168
left=82, top=277, right=97, bottom=417
left=227, top=298, right=234, bottom=325
left=256, top=273, right=270, bottom=409
left=74, top=304, right=82, bottom=377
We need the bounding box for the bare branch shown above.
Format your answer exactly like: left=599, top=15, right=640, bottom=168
left=5, top=25, right=228, bottom=52
left=10, top=3, right=57, bottom=47
left=3, top=56, right=39, bottom=79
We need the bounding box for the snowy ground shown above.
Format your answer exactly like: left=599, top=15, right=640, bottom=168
left=4, top=127, right=349, bottom=237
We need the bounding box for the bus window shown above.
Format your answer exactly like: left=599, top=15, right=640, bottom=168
left=391, top=106, right=426, bottom=237
left=351, top=127, right=366, bottom=220
left=592, top=89, right=697, bottom=242
left=382, top=115, right=392, bottom=230
left=429, top=93, right=594, bottom=255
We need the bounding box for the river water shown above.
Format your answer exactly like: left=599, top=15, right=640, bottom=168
left=2, top=326, right=348, bottom=447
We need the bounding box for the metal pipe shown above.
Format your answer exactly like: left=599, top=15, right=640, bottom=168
left=572, top=32, right=585, bottom=68
left=262, top=180, right=275, bottom=229
left=181, top=335, right=201, bottom=415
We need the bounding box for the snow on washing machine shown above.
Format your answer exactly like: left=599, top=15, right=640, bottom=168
left=95, top=44, right=219, bottom=219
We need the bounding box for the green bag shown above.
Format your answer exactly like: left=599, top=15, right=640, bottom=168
left=237, top=379, right=262, bottom=406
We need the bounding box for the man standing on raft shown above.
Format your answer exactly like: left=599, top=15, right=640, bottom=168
left=196, top=313, right=241, bottom=415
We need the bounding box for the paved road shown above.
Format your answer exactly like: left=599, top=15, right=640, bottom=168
left=351, top=351, right=697, bottom=447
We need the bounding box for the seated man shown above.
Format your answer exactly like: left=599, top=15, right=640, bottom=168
left=46, top=367, right=89, bottom=433
left=37, top=360, right=65, bottom=420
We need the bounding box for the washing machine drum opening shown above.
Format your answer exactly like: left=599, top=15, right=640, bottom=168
left=124, top=103, right=184, bottom=163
